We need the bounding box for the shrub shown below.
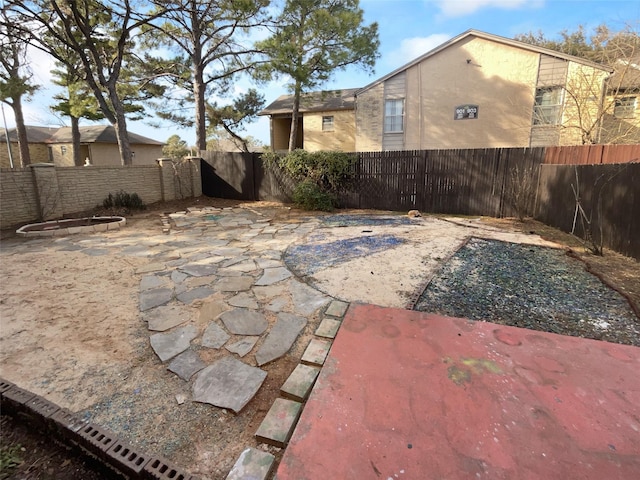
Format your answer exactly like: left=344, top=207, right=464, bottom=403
left=292, top=179, right=336, bottom=211
left=262, top=149, right=356, bottom=211
left=102, top=191, right=146, bottom=211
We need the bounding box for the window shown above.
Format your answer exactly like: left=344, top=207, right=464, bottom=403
left=614, top=97, right=636, bottom=119
left=384, top=99, right=404, bottom=133
left=322, top=115, right=334, bottom=131
left=533, top=87, right=563, bottom=125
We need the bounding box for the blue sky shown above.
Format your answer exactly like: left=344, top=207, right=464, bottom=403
left=4, top=0, right=639, bottom=147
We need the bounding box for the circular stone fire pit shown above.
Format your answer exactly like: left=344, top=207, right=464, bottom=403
left=16, top=216, right=126, bottom=237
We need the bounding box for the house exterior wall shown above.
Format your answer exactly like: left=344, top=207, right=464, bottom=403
left=355, top=35, right=609, bottom=150
left=0, top=142, right=50, bottom=168
left=303, top=109, right=355, bottom=152
left=355, top=83, right=384, bottom=151
left=557, top=62, right=610, bottom=145
left=88, top=143, right=162, bottom=166
left=600, top=93, right=640, bottom=144
left=271, top=117, right=291, bottom=151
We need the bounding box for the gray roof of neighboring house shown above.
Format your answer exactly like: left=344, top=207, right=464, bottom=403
left=2, top=125, right=164, bottom=145
left=259, top=88, right=359, bottom=116
left=608, top=58, right=640, bottom=91
left=357, top=29, right=613, bottom=95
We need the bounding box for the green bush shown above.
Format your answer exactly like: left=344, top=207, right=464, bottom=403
left=102, top=191, right=146, bottom=210
left=292, top=179, right=336, bottom=211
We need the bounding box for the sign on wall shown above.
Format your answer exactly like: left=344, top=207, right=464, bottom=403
left=454, top=105, right=479, bottom=120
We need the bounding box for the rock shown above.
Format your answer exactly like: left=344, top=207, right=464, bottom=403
left=150, top=325, right=198, bottom=362
left=192, top=357, right=267, bottom=413
left=143, top=305, right=193, bottom=332
left=255, top=267, right=292, bottom=286
left=202, top=322, right=230, bottom=349
left=226, top=337, right=259, bottom=357
left=139, top=287, right=173, bottom=312
left=255, top=313, right=307, bottom=366
left=220, top=309, right=268, bottom=335
left=168, top=350, right=207, bottom=381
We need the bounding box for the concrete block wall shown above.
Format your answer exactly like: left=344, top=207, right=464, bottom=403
left=0, top=160, right=202, bottom=230
left=56, top=165, right=163, bottom=214
left=0, top=168, right=40, bottom=226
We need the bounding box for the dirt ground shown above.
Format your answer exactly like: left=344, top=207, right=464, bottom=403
left=0, top=197, right=638, bottom=479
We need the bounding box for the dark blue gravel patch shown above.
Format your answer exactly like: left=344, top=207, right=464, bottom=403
left=285, top=234, right=406, bottom=276
left=322, top=215, right=413, bottom=227
left=415, top=238, right=639, bottom=346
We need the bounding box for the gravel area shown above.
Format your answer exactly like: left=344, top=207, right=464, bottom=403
left=415, top=237, right=640, bottom=346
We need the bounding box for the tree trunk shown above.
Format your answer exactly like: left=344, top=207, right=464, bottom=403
left=71, top=116, right=82, bottom=166
left=11, top=96, right=31, bottom=167
left=106, top=83, right=133, bottom=166
left=193, top=65, right=207, bottom=152
left=288, top=83, right=302, bottom=152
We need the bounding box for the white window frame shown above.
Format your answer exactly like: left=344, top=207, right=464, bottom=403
left=614, top=96, right=636, bottom=119
left=533, top=86, right=564, bottom=125
left=384, top=98, right=404, bottom=133
left=322, top=115, right=334, bottom=131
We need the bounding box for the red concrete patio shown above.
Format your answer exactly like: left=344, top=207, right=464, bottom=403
left=277, top=304, right=640, bottom=479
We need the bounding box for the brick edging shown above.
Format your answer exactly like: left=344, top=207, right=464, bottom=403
left=0, top=378, right=197, bottom=480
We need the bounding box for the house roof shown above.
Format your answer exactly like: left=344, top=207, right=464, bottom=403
left=608, top=58, right=640, bottom=91
left=2, top=125, right=164, bottom=145
left=259, top=88, right=359, bottom=116
left=357, top=29, right=613, bottom=95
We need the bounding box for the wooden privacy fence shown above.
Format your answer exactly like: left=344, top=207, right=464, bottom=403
left=201, top=147, right=546, bottom=217
left=348, top=148, right=545, bottom=216
left=544, top=144, right=640, bottom=165
left=537, top=163, right=640, bottom=259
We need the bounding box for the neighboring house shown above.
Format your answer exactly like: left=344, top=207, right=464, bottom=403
left=260, top=30, right=614, bottom=152
left=355, top=30, right=612, bottom=151
left=1, top=125, right=164, bottom=168
left=258, top=88, right=358, bottom=152
left=600, top=58, right=640, bottom=144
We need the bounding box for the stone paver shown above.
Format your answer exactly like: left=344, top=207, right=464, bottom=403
left=139, top=288, right=174, bottom=312
left=228, top=292, right=259, bottom=309
left=255, top=313, right=307, bottom=366
left=301, top=338, right=332, bottom=367
left=168, top=350, right=207, bottom=381
left=176, top=286, right=216, bottom=304
left=255, top=398, right=302, bottom=447
left=281, top=364, right=320, bottom=402
left=217, top=276, right=254, bottom=292
left=193, top=357, right=267, bottom=413
left=199, top=297, right=228, bottom=322
left=220, top=309, right=268, bottom=336
left=143, top=305, right=193, bottom=332
left=290, top=281, right=330, bottom=316
left=135, top=262, right=166, bottom=274
left=315, top=318, right=341, bottom=339
left=325, top=300, right=349, bottom=318
left=225, top=448, right=275, bottom=480
left=140, top=274, right=170, bottom=291
left=201, top=322, right=230, bottom=349
left=150, top=325, right=199, bottom=362
left=179, top=263, right=219, bottom=277
left=226, top=337, right=259, bottom=357
left=255, top=267, right=292, bottom=286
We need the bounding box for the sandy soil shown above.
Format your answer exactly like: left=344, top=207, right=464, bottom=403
left=1, top=199, right=638, bottom=479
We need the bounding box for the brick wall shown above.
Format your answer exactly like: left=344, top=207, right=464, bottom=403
left=0, top=159, right=202, bottom=230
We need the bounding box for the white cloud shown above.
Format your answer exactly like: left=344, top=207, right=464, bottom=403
left=431, top=0, right=542, bottom=18
left=387, top=34, right=452, bottom=67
